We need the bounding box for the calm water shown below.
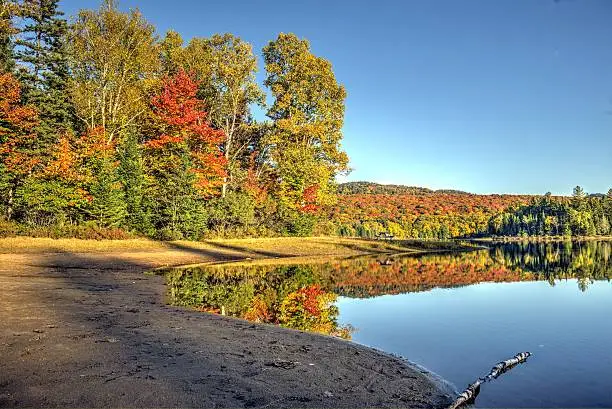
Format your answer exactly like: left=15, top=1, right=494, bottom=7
left=163, top=240, right=612, bottom=408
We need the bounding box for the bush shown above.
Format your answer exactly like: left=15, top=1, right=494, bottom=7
left=0, top=220, right=135, bottom=240
left=205, top=192, right=256, bottom=231
left=0, top=218, right=19, bottom=237
left=286, top=213, right=317, bottom=237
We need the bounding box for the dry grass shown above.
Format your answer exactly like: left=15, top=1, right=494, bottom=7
left=0, top=236, right=421, bottom=257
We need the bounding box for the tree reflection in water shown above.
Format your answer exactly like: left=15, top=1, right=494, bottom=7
left=163, top=240, right=611, bottom=336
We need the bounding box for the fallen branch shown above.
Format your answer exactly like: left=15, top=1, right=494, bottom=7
left=447, top=352, right=532, bottom=409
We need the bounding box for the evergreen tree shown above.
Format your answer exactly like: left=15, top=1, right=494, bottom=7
left=0, top=0, right=18, bottom=73
left=118, top=130, right=153, bottom=234
left=572, top=185, right=585, bottom=210
left=14, top=0, right=73, bottom=145
left=86, top=156, right=126, bottom=228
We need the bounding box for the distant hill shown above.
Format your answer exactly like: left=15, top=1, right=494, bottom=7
left=338, top=181, right=470, bottom=196
left=331, top=181, right=537, bottom=239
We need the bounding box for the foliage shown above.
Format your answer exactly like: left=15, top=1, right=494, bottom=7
left=278, top=285, right=343, bottom=336
left=331, top=191, right=534, bottom=239
left=118, top=129, right=153, bottom=234
left=338, top=181, right=469, bottom=195
left=205, top=191, right=256, bottom=234
left=144, top=69, right=226, bottom=239
left=488, top=189, right=612, bottom=238
left=14, top=0, right=74, bottom=145
left=0, top=0, right=19, bottom=73
left=0, top=72, right=39, bottom=219
left=165, top=264, right=350, bottom=338
left=67, top=0, right=159, bottom=142
left=263, top=33, right=349, bottom=211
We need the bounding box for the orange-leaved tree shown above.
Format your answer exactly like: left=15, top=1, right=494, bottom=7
left=144, top=69, right=226, bottom=238
left=0, top=73, right=40, bottom=219
left=18, top=126, right=124, bottom=225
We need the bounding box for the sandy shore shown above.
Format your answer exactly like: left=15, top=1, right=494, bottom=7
left=0, top=238, right=453, bottom=408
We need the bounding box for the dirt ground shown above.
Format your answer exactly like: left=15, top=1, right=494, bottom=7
left=0, top=239, right=453, bottom=408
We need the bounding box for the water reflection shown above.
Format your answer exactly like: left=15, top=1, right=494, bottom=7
left=163, top=240, right=611, bottom=335
left=488, top=240, right=612, bottom=292
left=165, top=264, right=352, bottom=338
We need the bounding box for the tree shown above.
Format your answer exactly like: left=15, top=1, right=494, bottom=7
left=17, top=131, right=89, bottom=225
left=161, top=32, right=265, bottom=197
left=67, top=0, right=159, bottom=143
left=195, top=34, right=264, bottom=197
left=0, top=72, right=40, bottom=219
left=263, top=33, right=349, bottom=212
left=118, top=128, right=152, bottom=233
left=144, top=69, right=226, bottom=238
left=159, top=30, right=184, bottom=74
left=14, top=0, right=73, bottom=144
left=572, top=185, right=586, bottom=213
left=79, top=127, right=126, bottom=227
left=0, top=0, right=19, bottom=73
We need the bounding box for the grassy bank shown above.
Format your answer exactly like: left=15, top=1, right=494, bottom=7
left=0, top=236, right=459, bottom=256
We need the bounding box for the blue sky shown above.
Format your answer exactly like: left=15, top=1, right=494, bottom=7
left=59, top=0, right=612, bottom=195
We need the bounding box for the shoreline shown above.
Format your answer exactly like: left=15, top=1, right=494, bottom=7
left=466, top=235, right=612, bottom=243
left=0, top=237, right=454, bottom=408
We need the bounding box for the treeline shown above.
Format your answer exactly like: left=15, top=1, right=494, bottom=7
left=0, top=0, right=348, bottom=239
left=331, top=186, right=612, bottom=240
left=330, top=192, right=534, bottom=239
left=338, top=181, right=468, bottom=196
left=488, top=187, right=612, bottom=237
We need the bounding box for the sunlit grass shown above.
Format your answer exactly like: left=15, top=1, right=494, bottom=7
left=0, top=236, right=432, bottom=256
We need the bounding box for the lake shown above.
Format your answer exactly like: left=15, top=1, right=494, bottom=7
left=162, top=240, right=612, bottom=408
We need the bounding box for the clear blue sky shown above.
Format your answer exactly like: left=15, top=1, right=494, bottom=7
left=59, top=0, right=612, bottom=195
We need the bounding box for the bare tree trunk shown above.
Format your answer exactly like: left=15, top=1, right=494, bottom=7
left=221, top=179, right=227, bottom=198
left=6, top=185, right=14, bottom=220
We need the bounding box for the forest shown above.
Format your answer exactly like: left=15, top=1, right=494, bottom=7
left=0, top=0, right=348, bottom=239
left=1, top=1, right=610, bottom=241
left=333, top=185, right=612, bottom=239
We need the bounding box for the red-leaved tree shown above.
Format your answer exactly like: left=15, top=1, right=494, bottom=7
left=146, top=69, right=227, bottom=197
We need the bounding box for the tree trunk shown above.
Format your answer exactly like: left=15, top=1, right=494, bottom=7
left=6, top=185, right=14, bottom=220
left=221, top=179, right=227, bottom=198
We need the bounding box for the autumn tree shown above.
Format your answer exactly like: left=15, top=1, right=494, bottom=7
left=194, top=34, right=264, bottom=197
left=160, top=32, right=265, bottom=197
left=144, top=69, right=226, bottom=238
left=263, top=33, right=349, bottom=213
left=0, top=72, right=39, bottom=219
left=14, top=0, right=73, bottom=144
left=67, top=0, right=159, bottom=142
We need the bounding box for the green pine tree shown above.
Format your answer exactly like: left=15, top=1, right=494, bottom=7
left=14, top=0, right=73, bottom=144
left=118, top=131, right=153, bottom=234
left=86, top=155, right=127, bottom=228
left=0, top=0, right=18, bottom=73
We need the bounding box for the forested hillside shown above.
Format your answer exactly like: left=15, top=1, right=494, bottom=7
left=331, top=187, right=534, bottom=239
left=489, top=188, right=612, bottom=237
left=333, top=184, right=612, bottom=239
left=338, top=181, right=469, bottom=196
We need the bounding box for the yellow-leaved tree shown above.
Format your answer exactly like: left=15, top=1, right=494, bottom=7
left=263, top=33, right=349, bottom=213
